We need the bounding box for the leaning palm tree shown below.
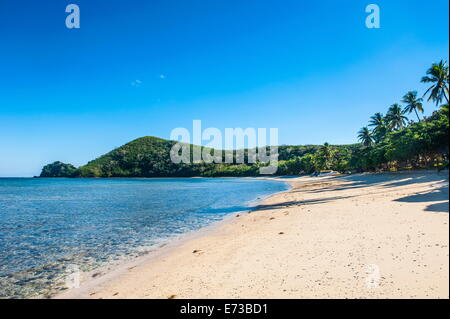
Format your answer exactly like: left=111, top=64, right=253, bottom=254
left=421, top=60, right=449, bottom=105
left=358, top=127, right=373, bottom=147
left=386, top=104, right=408, bottom=130
left=368, top=112, right=387, bottom=142
left=401, top=91, right=424, bottom=122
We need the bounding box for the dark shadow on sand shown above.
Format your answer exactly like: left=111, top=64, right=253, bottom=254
left=425, top=202, right=449, bottom=213
left=394, top=184, right=449, bottom=213
left=299, top=171, right=449, bottom=196
left=204, top=172, right=448, bottom=215
left=254, top=195, right=355, bottom=211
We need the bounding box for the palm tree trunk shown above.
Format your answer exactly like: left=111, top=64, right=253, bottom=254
left=444, top=84, right=449, bottom=104
left=414, top=108, right=421, bottom=122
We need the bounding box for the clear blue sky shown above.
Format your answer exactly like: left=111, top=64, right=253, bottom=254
left=0, top=0, right=448, bottom=176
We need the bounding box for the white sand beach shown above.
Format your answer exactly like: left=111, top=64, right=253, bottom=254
left=56, top=171, right=449, bottom=299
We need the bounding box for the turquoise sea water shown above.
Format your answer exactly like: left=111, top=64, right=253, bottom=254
left=0, top=177, right=288, bottom=298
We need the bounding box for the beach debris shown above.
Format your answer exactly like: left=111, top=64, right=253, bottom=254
left=113, top=292, right=119, bottom=296
left=168, top=294, right=177, bottom=299
left=270, top=217, right=275, bottom=220
left=236, top=214, right=240, bottom=217
left=192, top=249, right=202, bottom=254
left=279, top=232, right=285, bottom=235
left=92, top=272, right=101, bottom=278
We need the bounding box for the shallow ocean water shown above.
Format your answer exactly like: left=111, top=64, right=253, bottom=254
left=0, top=177, right=288, bottom=298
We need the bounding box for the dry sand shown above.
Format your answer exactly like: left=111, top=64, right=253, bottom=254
left=56, top=171, right=449, bottom=299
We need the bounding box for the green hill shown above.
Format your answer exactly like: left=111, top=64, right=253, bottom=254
left=40, top=107, right=448, bottom=178
left=39, top=136, right=327, bottom=178
left=39, top=60, right=449, bottom=178
left=79, top=136, right=183, bottom=177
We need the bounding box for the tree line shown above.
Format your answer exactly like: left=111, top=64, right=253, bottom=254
left=40, top=60, right=449, bottom=178
left=272, top=60, right=449, bottom=175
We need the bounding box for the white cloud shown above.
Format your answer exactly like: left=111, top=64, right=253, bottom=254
left=131, top=79, right=142, bottom=87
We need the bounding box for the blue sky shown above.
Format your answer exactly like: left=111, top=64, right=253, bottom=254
left=0, top=0, right=448, bottom=176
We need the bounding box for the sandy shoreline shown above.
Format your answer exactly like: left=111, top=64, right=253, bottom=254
left=56, top=171, right=449, bottom=299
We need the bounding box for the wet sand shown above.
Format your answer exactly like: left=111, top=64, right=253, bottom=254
left=56, top=171, right=449, bottom=299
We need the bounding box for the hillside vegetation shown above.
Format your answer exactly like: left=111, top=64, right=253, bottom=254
left=40, top=60, right=449, bottom=178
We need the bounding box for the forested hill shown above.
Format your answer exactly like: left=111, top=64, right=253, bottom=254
left=40, top=60, right=449, bottom=178
left=40, top=105, right=449, bottom=178
left=42, top=136, right=193, bottom=178
left=79, top=136, right=183, bottom=177
left=39, top=136, right=329, bottom=178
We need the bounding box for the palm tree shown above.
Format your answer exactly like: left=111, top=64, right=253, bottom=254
left=358, top=127, right=373, bottom=147
left=386, top=104, right=408, bottom=130
left=421, top=60, right=449, bottom=105
left=369, top=112, right=384, bottom=127
left=320, top=142, right=333, bottom=167
left=313, top=142, right=336, bottom=172
left=401, top=91, right=424, bottom=122
left=368, top=112, right=387, bottom=142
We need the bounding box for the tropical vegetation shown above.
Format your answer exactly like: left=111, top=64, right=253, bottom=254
left=40, top=60, right=449, bottom=177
